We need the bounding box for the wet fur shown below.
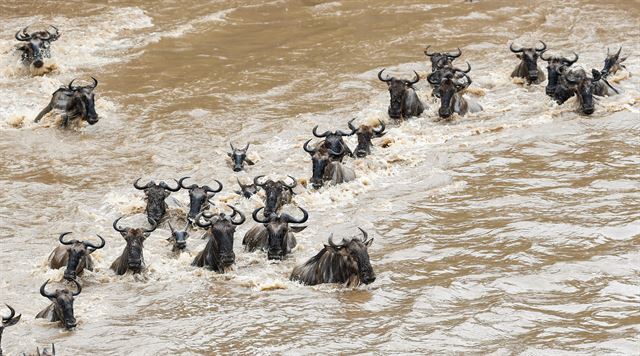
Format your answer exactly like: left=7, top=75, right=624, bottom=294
left=290, top=247, right=361, bottom=287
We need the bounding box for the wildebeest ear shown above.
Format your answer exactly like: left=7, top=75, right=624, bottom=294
left=365, top=238, right=374, bottom=247
left=516, top=54, right=522, bottom=59
left=227, top=152, right=233, bottom=157
left=245, top=158, right=255, bottom=165
left=290, top=226, right=307, bottom=233
left=620, top=56, right=627, bottom=63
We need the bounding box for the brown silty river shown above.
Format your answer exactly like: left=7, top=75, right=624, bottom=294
left=1, top=0, right=639, bottom=355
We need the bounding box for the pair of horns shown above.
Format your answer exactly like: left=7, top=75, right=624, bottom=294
left=15, top=25, right=59, bottom=41
left=178, top=176, right=223, bottom=192
left=378, top=69, right=420, bottom=86
left=348, top=118, right=385, bottom=136
left=230, top=142, right=250, bottom=151
left=134, top=178, right=180, bottom=192
left=312, top=118, right=357, bottom=138
left=58, top=232, right=105, bottom=250
left=540, top=50, right=579, bottom=65
left=303, top=139, right=343, bottom=157
left=112, top=216, right=157, bottom=234
left=252, top=206, right=308, bottom=224
left=327, top=228, right=370, bottom=248
left=424, top=45, right=462, bottom=58
left=68, top=77, right=98, bottom=91
left=253, top=175, right=297, bottom=189
left=40, top=278, right=81, bottom=298
left=195, top=205, right=245, bottom=227
left=510, top=40, right=546, bottom=53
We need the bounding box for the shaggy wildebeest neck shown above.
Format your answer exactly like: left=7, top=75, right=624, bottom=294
left=541, top=51, right=579, bottom=97
left=378, top=69, right=424, bottom=119
left=228, top=143, right=254, bottom=172
left=56, top=232, right=105, bottom=280
left=351, top=120, right=385, bottom=158
left=37, top=279, right=81, bottom=329
left=1, top=304, right=21, bottom=356
left=254, top=175, right=296, bottom=216
left=424, top=45, right=461, bottom=72
left=111, top=217, right=156, bottom=275
left=510, top=41, right=547, bottom=84
left=178, top=176, right=222, bottom=220
left=252, top=206, right=308, bottom=260
left=15, top=26, right=60, bottom=68
left=168, top=222, right=189, bottom=252
left=134, top=178, right=180, bottom=224
left=192, top=206, right=245, bottom=272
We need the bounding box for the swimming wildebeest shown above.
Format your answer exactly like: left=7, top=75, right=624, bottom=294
left=192, top=205, right=245, bottom=273
left=304, top=139, right=355, bottom=189
left=1, top=304, right=21, bottom=356
left=312, top=119, right=357, bottom=161
left=424, top=45, right=461, bottom=72
left=234, top=178, right=259, bottom=198
left=134, top=178, right=181, bottom=224
left=34, top=77, right=99, bottom=127
left=48, top=232, right=105, bottom=280
left=378, top=69, right=425, bottom=119
left=23, top=344, right=56, bottom=356
left=228, top=143, right=255, bottom=172
left=541, top=50, right=579, bottom=97
left=243, top=206, right=308, bottom=260
left=601, top=47, right=628, bottom=76
left=429, top=66, right=483, bottom=119
left=15, top=25, right=60, bottom=69
left=110, top=217, right=157, bottom=275
left=253, top=175, right=297, bottom=216
left=178, top=176, right=223, bottom=221
left=553, top=67, right=600, bottom=115
left=167, top=221, right=190, bottom=253
left=510, top=40, right=547, bottom=84
left=347, top=119, right=385, bottom=158
left=290, top=228, right=375, bottom=287
left=35, top=279, right=81, bottom=329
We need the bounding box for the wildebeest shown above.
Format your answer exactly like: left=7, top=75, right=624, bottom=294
left=23, top=344, right=56, bottom=356
left=243, top=206, right=308, bottom=260
left=167, top=221, right=190, bottom=253
left=601, top=47, right=628, bottom=76
left=178, top=176, right=223, bottom=221
left=312, top=119, right=356, bottom=161
left=134, top=178, right=181, bottom=224
left=541, top=50, right=579, bottom=97
left=35, top=279, right=81, bottom=329
left=378, top=69, right=425, bottom=119
left=110, top=217, right=157, bottom=275
left=289, top=228, right=375, bottom=287
left=347, top=119, right=385, bottom=158
left=48, top=232, right=105, bottom=280
left=553, top=67, right=600, bottom=115
left=192, top=205, right=245, bottom=273
left=304, top=139, right=355, bottom=189
left=424, top=45, right=461, bottom=72
left=34, top=77, right=99, bottom=127
left=429, top=66, right=483, bottom=119
left=234, top=178, right=258, bottom=198
left=510, top=41, right=547, bottom=84
left=228, top=143, right=255, bottom=172
left=15, top=26, right=60, bottom=69
left=253, top=175, right=297, bottom=216
left=1, top=304, right=21, bottom=356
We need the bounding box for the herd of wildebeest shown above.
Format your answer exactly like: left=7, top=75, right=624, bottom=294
left=0, top=25, right=631, bottom=355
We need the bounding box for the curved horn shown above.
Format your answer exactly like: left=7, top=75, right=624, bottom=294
left=540, top=49, right=551, bottom=61
left=509, top=42, right=523, bottom=53
left=454, top=61, right=471, bottom=73
left=373, top=119, right=385, bottom=135
left=244, top=142, right=250, bottom=151
left=347, top=118, right=357, bottom=133
left=178, top=176, right=197, bottom=190
left=229, top=142, right=236, bottom=151
left=312, top=125, right=330, bottom=138
left=2, top=304, right=16, bottom=321
left=89, top=77, right=98, bottom=89
left=563, top=52, right=579, bottom=66
left=408, top=70, right=420, bottom=85
left=378, top=68, right=392, bottom=82
left=144, top=219, right=157, bottom=233
left=281, top=207, right=308, bottom=224
left=15, top=27, right=31, bottom=41
left=337, top=118, right=357, bottom=136
left=327, top=145, right=345, bottom=157
left=303, top=139, right=318, bottom=154
left=447, top=47, right=462, bottom=58
left=615, top=46, right=622, bottom=58
left=194, top=212, right=212, bottom=228
left=280, top=175, right=297, bottom=189
left=168, top=221, right=175, bottom=234
left=83, top=235, right=105, bottom=250
left=112, top=216, right=127, bottom=233
left=133, top=178, right=152, bottom=190
left=227, top=205, right=246, bottom=225
left=58, top=232, right=75, bottom=245
left=70, top=278, right=82, bottom=296
left=68, top=78, right=79, bottom=91
left=358, top=227, right=369, bottom=242
left=160, top=179, right=181, bottom=192
left=40, top=280, right=56, bottom=299
left=203, top=180, right=223, bottom=193
left=252, top=207, right=270, bottom=224
left=253, top=175, right=266, bottom=187
left=236, top=177, right=248, bottom=188
left=536, top=40, right=547, bottom=52
left=427, top=72, right=440, bottom=85
left=424, top=45, right=436, bottom=57
left=328, top=234, right=342, bottom=248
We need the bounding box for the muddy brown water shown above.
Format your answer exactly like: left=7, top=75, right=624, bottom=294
left=0, top=0, right=639, bottom=355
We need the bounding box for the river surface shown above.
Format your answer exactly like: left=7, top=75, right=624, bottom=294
left=0, top=0, right=639, bottom=355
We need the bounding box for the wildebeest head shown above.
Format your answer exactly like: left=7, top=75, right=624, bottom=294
left=254, top=175, right=297, bottom=216
left=134, top=178, right=181, bottom=224
left=304, top=139, right=341, bottom=189
left=554, top=67, right=600, bottom=115
left=602, top=47, right=627, bottom=75
left=39, top=279, right=81, bottom=329
left=234, top=178, right=258, bottom=198
left=57, top=232, right=105, bottom=280
left=348, top=119, right=385, bottom=158
left=541, top=50, right=579, bottom=96
left=112, top=216, right=157, bottom=273
left=66, top=77, right=99, bottom=125
left=326, top=228, right=376, bottom=285
left=227, top=143, right=254, bottom=172
left=510, top=41, right=547, bottom=83
left=252, top=206, right=308, bottom=260
left=195, top=205, right=245, bottom=267
left=178, top=176, right=223, bottom=221
left=35, top=343, right=56, bottom=356
left=312, top=119, right=356, bottom=161
left=424, top=45, right=461, bottom=72
left=378, top=69, right=420, bottom=119
left=167, top=221, right=190, bottom=252
left=1, top=304, right=21, bottom=352
left=15, top=26, right=60, bottom=68
left=428, top=65, right=471, bottom=119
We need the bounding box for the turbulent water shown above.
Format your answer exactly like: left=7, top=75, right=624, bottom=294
left=1, top=0, right=639, bottom=355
